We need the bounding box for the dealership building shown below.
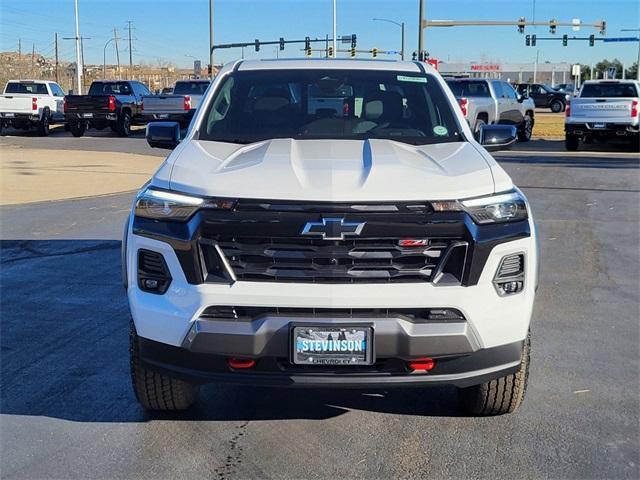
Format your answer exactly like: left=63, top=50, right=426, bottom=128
left=437, top=61, right=573, bottom=86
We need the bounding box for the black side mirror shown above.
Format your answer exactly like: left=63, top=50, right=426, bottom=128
left=517, top=94, right=525, bottom=103
left=478, top=124, right=517, bottom=152
left=146, top=122, right=181, bottom=149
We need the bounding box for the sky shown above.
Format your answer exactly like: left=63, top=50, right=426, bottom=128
left=0, top=0, right=638, bottom=69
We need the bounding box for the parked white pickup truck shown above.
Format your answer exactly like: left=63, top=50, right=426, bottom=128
left=0, top=80, right=66, bottom=136
left=565, top=80, right=640, bottom=151
left=445, top=78, right=535, bottom=141
left=141, top=79, right=210, bottom=127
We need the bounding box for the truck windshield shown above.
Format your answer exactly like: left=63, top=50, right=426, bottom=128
left=174, top=81, right=210, bottom=95
left=445, top=80, right=491, bottom=98
left=88, top=82, right=131, bottom=95
left=199, top=69, right=462, bottom=145
left=580, top=83, right=638, bottom=98
left=5, top=82, right=48, bottom=94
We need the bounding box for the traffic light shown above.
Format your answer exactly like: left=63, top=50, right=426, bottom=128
left=549, top=19, right=557, bottom=34
left=351, top=34, right=357, bottom=48
left=207, top=64, right=212, bottom=75
left=304, top=36, right=311, bottom=56
left=254, top=39, right=260, bottom=52
left=531, top=34, right=537, bottom=46
left=562, top=34, right=568, bottom=46
left=525, top=34, right=531, bottom=47
left=279, top=37, right=285, bottom=51
left=599, top=20, right=607, bottom=35
left=372, top=48, right=378, bottom=58
left=350, top=47, right=356, bottom=57
left=328, top=46, right=333, bottom=57
left=517, top=17, right=525, bottom=34
left=589, top=34, right=595, bottom=46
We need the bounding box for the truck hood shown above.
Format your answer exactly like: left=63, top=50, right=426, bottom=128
left=166, top=138, right=500, bottom=201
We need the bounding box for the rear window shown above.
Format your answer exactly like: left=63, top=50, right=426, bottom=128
left=5, top=82, right=48, bottom=94
left=580, top=83, right=638, bottom=98
left=88, top=82, right=132, bottom=95
left=446, top=81, right=491, bottom=98
left=173, top=81, right=210, bottom=95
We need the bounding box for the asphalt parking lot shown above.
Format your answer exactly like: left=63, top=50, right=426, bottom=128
left=1, top=129, right=639, bottom=479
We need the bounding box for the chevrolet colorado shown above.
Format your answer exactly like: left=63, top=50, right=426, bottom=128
left=125, top=59, right=538, bottom=416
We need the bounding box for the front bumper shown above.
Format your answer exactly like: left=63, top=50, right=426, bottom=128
left=137, top=335, right=523, bottom=388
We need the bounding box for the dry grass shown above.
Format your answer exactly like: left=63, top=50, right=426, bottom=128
left=533, top=114, right=565, bottom=138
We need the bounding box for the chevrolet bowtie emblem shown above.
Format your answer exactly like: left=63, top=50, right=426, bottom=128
left=301, top=217, right=366, bottom=240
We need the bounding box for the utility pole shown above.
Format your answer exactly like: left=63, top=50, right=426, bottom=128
left=31, top=43, right=35, bottom=77
left=209, top=0, right=214, bottom=77
left=418, top=0, right=425, bottom=59
left=533, top=49, right=539, bottom=83
left=332, top=0, right=337, bottom=58
left=55, top=33, right=59, bottom=83
left=113, top=27, right=121, bottom=78
left=80, top=37, right=86, bottom=90
left=73, top=0, right=82, bottom=94
left=127, top=20, right=134, bottom=76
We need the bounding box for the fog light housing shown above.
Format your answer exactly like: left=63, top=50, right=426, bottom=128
left=493, top=253, right=525, bottom=296
left=138, top=249, right=172, bottom=294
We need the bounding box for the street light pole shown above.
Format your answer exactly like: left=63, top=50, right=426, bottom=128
left=73, top=0, right=82, bottom=94
left=103, top=37, right=115, bottom=79
left=209, top=0, right=214, bottom=77
left=373, top=18, right=405, bottom=60
left=621, top=28, right=640, bottom=80
left=332, top=0, right=337, bottom=57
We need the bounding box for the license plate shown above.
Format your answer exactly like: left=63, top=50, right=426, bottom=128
left=157, top=114, right=169, bottom=118
left=291, top=325, right=373, bottom=365
left=83, top=113, right=93, bottom=118
left=4, top=113, right=14, bottom=118
left=592, top=123, right=606, bottom=129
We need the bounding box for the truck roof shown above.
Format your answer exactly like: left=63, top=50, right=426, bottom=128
left=235, top=58, right=436, bottom=74
left=581, top=79, right=640, bottom=85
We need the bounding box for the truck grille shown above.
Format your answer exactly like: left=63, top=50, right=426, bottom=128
left=214, top=237, right=459, bottom=283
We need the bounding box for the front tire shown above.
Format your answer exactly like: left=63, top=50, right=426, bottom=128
left=565, top=133, right=579, bottom=151
left=518, top=115, right=533, bottom=142
left=461, top=331, right=531, bottom=416
left=130, top=321, right=199, bottom=411
left=550, top=100, right=564, bottom=113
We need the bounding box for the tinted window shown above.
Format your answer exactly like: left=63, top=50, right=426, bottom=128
left=516, top=84, right=528, bottom=95
left=501, top=83, right=517, bottom=99
left=580, top=83, right=638, bottom=98
left=88, top=82, right=132, bottom=95
left=5, top=82, right=48, bottom=94
left=50, top=84, right=65, bottom=97
left=174, top=81, right=211, bottom=95
left=492, top=81, right=503, bottom=98
left=200, top=69, right=462, bottom=146
left=446, top=80, right=491, bottom=97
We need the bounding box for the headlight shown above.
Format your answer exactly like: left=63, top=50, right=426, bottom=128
left=460, top=190, right=528, bottom=224
left=135, top=187, right=235, bottom=221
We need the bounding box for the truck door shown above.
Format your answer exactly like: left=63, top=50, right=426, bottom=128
left=501, top=82, right=524, bottom=125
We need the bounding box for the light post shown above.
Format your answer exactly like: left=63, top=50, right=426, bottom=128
left=103, top=37, right=115, bottom=79
left=373, top=18, right=405, bottom=60
left=621, top=28, right=640, bottom=80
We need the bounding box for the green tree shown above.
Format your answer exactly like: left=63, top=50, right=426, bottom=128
left=625, top=62, right=638, bottom=79
left=594, top=58, right=624, bottom=79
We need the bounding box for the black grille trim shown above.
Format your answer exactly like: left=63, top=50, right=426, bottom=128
left=216, top=237, right=461, bottom=283
left=137, top=249, right=172, bottom=294
left=200, top=306, right=466, bottom=323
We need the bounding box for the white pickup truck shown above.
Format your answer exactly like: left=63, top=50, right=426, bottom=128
left=0, top=80, right=66, bottom=136
left=141, top=79, right=210, bottom=127
left=565, top=80, right=640, bottom=151
left=126, top=59, right=538, bottom=416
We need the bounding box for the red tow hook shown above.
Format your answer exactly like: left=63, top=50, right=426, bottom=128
left=227, top=358, right=256, bottom=369
left=407, top=357, right=436, bottom=372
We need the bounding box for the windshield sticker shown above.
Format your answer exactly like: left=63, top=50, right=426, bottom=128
left=397, top=75, right=427, bottom=83
left=433, top=125, right=448, bottom=136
